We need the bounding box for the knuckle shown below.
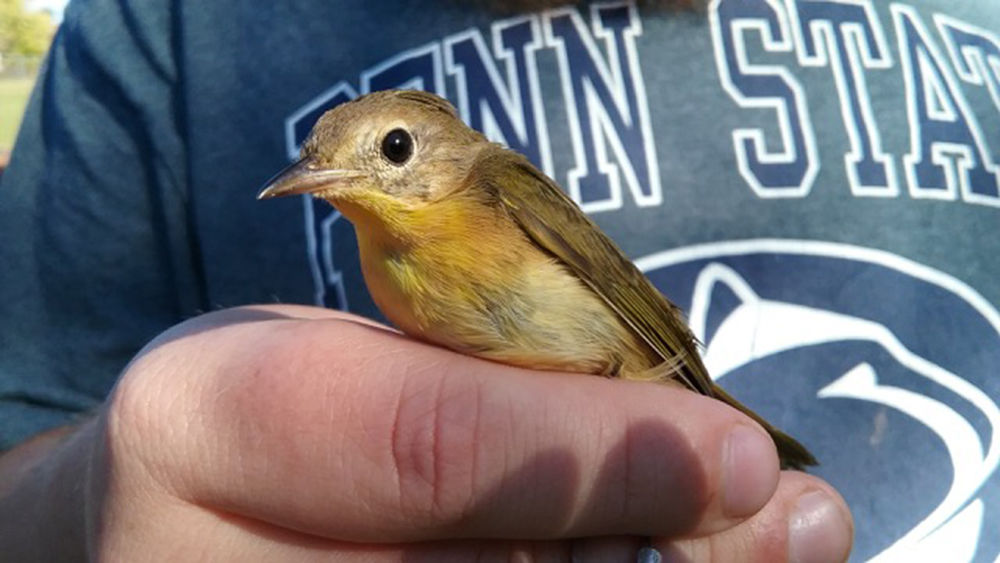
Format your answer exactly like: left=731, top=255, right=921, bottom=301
left=108, top=348, right=175, bottom=448
left=388, top=367, right=487, bottom=524
left=104, top=341, right=193, bottom=488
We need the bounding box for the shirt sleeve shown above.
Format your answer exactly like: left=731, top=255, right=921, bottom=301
left=0, top=0, right=205, bottom=450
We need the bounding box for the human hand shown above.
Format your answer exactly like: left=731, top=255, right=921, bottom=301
left=1, top=305, right=852, bottom=561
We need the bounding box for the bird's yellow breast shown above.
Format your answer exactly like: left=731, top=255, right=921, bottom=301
left=349, top=192, right=649, bottom=374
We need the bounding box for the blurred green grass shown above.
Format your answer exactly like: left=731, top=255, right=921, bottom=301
left=0, top=77, right=36, bottom=152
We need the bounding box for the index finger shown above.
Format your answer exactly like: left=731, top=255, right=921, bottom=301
left=117, top=305, right=780, bottom=543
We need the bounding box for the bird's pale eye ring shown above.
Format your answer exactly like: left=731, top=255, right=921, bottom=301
left=381, top=128, right=414, bottom=165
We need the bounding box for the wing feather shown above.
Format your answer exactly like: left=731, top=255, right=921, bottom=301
left=475, top=147, right=714, bottom=396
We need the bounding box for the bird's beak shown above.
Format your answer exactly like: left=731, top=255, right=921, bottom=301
left=257, top=158, right=365, bottom=200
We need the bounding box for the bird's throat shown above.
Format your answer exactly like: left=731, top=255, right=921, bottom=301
left=322, top=191, right=418, bottom=248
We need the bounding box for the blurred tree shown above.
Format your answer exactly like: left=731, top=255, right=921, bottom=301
left=0, top=0, right=53, bottom=57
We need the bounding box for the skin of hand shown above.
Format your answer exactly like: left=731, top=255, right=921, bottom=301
left=0, top=305, right=852, bottom=561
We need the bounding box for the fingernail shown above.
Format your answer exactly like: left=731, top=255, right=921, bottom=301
left=723, top=424, right=777, bottom=517
left=789, top=490, right=852, bottom=563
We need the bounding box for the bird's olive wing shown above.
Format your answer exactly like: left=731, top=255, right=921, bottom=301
left=479, top=148, right=714, bottom=396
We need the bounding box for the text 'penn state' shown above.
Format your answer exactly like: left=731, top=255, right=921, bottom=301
left=285, top=0, right=1000, bottom=213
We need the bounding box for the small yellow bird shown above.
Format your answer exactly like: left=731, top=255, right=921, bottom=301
left=259, top=89, right=816, bottom=469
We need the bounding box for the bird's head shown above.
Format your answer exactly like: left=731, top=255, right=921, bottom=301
left=258, top=90, right=489, bottom=218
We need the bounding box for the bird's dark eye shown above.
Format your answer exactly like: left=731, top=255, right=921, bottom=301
left=381, top=128, right=413, bottom=165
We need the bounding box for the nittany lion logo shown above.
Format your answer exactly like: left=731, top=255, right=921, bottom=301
left=637, top=240, right=1000, bottom=562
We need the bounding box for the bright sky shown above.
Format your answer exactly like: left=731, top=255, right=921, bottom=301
left=27, top=0, right=69, bottom=22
